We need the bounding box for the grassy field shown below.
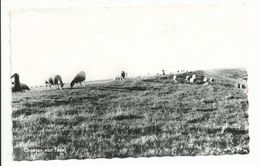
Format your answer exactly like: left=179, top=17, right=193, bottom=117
left=12, top=68, right=249, bottom=160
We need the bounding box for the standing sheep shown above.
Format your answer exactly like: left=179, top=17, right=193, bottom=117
left=203, top=77, right=208, bottom=83
left=185, top=75, right=190, bottom=82
left=162, top=70, right=165, bottom=76
left=236, top=82, right=247, bottom=90
left=190, top=74, right=197, bottom=84
left=173, top=75, right=177, bottom=82
left=70, top=71, right=86, bottom=88
left=121, top=71, right=126, bottom=79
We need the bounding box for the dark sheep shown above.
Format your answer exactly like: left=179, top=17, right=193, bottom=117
left=20, top=83, right=30, bottom=90
left=162, top=70, right=165, bottom=76
left=11, top=73, right=30, bottom=92
left=54, top=75, right=64, bottom=88
left=70, top=71, right=86, bottom=88
left=121, top=71, right=126, bottom=79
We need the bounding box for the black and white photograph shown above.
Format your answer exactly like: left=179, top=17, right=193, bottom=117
left=2, top=0, right=260, bottom=165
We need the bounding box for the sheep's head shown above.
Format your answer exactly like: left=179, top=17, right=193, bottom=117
left=70, top=81, right=75, bottom=88
left=11, top=73, right=19, bottom=79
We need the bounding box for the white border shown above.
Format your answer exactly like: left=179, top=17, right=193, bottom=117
left=2, top=0, right=260, bottom=166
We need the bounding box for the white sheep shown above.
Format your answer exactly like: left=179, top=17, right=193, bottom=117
left=203, top=77, right=208, bottom=83
left=185, top=75, right=190, bottom=82
left=173, top=75, right=177, bottom=82
left=190, top=74, right=196, bottom=84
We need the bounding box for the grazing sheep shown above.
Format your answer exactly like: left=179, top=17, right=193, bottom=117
left=70, top=71, right=86, bottom=88
left=11, top=73, right=30, bottom=92
left=54, top=75, right=64, bottom=89
left=45, top=77, right=53, bottom=89
left=45, top=75, right=64, bottom=89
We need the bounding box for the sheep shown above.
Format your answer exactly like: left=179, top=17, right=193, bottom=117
left=209, top=77, right=215, bottom=83
left=173, top=75, right=177, bottom=82
left=189, top=74, right=197, bottom=84
left=11, top=73, right=30, bottom=92
left=114, top=76, right=123, bottom=80
left=185, top=75, right=190, bottom=82
left=45, top=75, right=64, bottom=89
left=70, top=71, right=86, bottom=88
left=237, top=83, right=241, bottom=89
left=54, top=75, right=64, bottom=89
left=236, top=82, right=247, bottom=89
left=45, top=77, right=54, bottom=89
left=201, top=76, right=209, bottom=85
left=121, top=71, right=126, bottom=79
left=162, top=70, right=165, bottom=76
left=203, top=77, right=208, bottom=83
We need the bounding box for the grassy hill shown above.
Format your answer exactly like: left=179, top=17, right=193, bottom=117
left=11, top=68, right=249, bottom=160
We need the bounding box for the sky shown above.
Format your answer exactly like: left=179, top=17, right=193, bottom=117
left=10, top=4, right=247, bottom=86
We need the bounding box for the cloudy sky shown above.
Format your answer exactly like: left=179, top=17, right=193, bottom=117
left=10, top=4, right=247, bottom=86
